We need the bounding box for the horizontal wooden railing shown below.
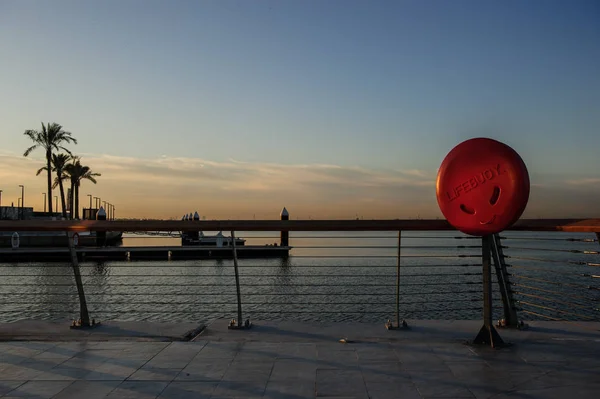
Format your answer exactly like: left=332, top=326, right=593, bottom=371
left=0, top=218, right=599, bottom=232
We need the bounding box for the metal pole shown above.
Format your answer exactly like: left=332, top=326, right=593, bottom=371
left=229, top=231, right=250, bottom=329
left=491, top=233, right=519, bottom=327
left=43, top=193, right=46, bottom=213
left=54, top=196, right=58, bottom=215
left=396, top=230, right=400, bottom=327
left=387, top=230, right=407, bottom=330
left=88, top=195, right=92, bottom=213
left=473, top=235, right=505, bottom=347
left=66, top=231, right=91, bottom=327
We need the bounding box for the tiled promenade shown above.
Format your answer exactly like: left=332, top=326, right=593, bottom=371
left=1, top=319, right=599, bottom=398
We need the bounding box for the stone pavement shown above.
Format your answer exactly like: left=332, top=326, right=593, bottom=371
left=1, top=319, right=599, bottom=398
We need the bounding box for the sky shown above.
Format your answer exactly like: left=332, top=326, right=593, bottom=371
left=0, top=0, right=599, bottom=219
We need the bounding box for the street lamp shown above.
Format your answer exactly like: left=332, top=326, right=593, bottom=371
left=102, top=200, right=106, bottom=210
left=93, top=197, right=99, bottom=209
left=87, top=194, right=92, bottom=211
left=43, top=193, right=46, bottom=213
left=19, top=185, right=24, bottom=220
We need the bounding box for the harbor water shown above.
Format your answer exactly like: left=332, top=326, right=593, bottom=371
left=0, top=231, right=598, bottom=324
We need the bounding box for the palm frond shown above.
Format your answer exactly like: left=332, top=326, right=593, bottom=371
left=36, top=166, right=47, bottom=176
left=23, top=144, right=38, bottom=157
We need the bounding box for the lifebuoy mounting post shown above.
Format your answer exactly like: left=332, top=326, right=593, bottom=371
left=436, top=137, right=531, bottom=348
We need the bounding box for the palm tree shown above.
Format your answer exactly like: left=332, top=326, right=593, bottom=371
left=23, top=123, right=77, bottom=214
left=65, top=158, right=101, bottom=219
left=36, top=153, right=71, bottom=218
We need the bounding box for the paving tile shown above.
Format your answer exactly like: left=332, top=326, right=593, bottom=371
left=84, top=362, right=137, bottom=381
left=0, top=363, right=47, bottom=381
left=269, top=359, right=317, bottom=381
left=175, top=360, right=232, bottom=382
left=410, top=370, right=475, bottom=398
left=264, top=379, right=315, bottom=399
left=276, top=343, right=317, bottom=360
left=430, top=343, right=480, bottom=362
left=356, top=344, right=399, bottom=362
left=359, top=361, right=410, bottom=383
left=4, top=380, right=73, bottom=398
left=366, top=381, right=421, bottom=399
left=212, top=379, right=268, bottom=397
left=157, top=381, right=218, bottom=398
left=494, top=384, right=600, bottom=399
left=52, top=381, right=121, bottom=399
left=128, top=367, right=181, bottom=381
left=0, top=381, right=26, bottom=396
left=106, top=381, right=169, bottom=399
left=223, top=359, right=273, bottom=381
left=315, top=369, right=368, bottom=398
left=144, top=342, right=204, bottom=369
left=194, top=342, right=242, bottom=359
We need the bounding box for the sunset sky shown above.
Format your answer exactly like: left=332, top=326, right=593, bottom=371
left=1, top=0, right=598, bottom=219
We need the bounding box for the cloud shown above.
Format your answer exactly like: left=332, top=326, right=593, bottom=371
left=0, top=151, right=436, bottom=219
left=566, top=178, right=600, bottom=186
left=1, top=151, right=598, bottom=219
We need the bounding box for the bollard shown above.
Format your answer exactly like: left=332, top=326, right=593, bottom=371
left=280, top=207, right=289, bottom=247
left=96, top=206, right=106, bottom=247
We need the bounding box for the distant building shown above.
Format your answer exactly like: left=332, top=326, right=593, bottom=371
left=0, top=206, right=34, bottom=220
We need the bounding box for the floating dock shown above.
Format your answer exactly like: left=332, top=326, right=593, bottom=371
left=0, top=245, right=291, bottom=262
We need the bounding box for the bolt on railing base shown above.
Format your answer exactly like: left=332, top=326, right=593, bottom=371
left=496, top=319, right=528, bottom=330
left=385, top=319, right=409, bottom=330
left=70, top=318, right=101, bottom=330
left=228, top=318, right=252, bottom=330
left=472, top=324, right=508, bottom=348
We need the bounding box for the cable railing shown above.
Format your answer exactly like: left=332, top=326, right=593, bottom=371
left=0, top=219, right=598, bottom=330
left=500, top=231, right=600, bottom=321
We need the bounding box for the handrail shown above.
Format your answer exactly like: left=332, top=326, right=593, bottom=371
left=1, top=218, right=599, bottom=232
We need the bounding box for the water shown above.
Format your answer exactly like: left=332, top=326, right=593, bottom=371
left=0, top=231, right=598, bottom=324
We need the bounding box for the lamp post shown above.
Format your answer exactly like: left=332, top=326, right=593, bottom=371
left=87, top=195, right=92, bottom=210
left=93, top=197, right=99, bottom=209
left=54, top=196, right=58, bottom=215
left=19, top=185, right=24, bottom=220
left=106, top=203, right=111, bottom=220
left=102, top=200, right=106, bottom=211
left=43, top=193, right=46, bottom=213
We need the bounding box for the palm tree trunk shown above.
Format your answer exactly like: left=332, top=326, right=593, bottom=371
left=46, top=149, right=53, bottom=214
left=58, top=179, right=67, bottom=219
left=69, top=179, right=75, bottom=219
left=75, top=182, right=80, bottom=219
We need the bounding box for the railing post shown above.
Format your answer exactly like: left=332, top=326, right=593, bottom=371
left=473, top=235, right=505, bottom=347
left=66, top=231, right=93, bottom=328
left=386, top=230, right=408, bottom=330
left=491, top=233, right=520, bottom=328
left=596, top=233, right=600, bottom=247
left=228, top=230, right=251, bottom=330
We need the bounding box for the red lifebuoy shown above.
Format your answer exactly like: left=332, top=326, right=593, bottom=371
left=436, top=137, right=530, bottom=236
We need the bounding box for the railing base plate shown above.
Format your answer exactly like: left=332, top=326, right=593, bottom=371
left=496, top=319, right=529, bottom=330
left=70, top=320, right=101, bottom=330
left=385, top=319, right=409, bottom=330
left=472, top=324, right=508, bottom=348
left=228, top=319, right=252, bottom=330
